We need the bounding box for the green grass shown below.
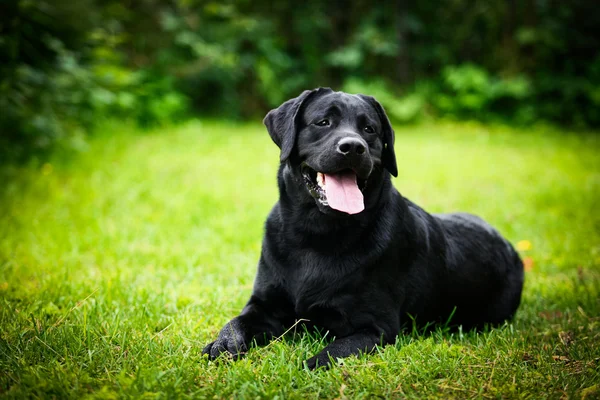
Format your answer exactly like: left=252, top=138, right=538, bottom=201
left=1, top=120, right=599, bottom=399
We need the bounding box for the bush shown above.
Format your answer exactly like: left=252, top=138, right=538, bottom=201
left=0, top=0, right=190, bottom=162
left=433, top=64, right=534, bottom=123
left=343, top=78, right=427, bottom=124
left=2, top=0, right=600, bottom=163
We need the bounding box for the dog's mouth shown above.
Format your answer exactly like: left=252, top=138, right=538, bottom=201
left=302, top=164, right=367, bottom=214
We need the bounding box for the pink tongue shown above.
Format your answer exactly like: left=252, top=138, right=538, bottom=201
left=324, top=171, right=364, bottom=214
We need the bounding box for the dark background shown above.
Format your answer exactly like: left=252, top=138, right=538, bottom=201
left=1, top=0, right=599, bottom=160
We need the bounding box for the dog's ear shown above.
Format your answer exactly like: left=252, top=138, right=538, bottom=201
left=263, top=87, right=332, bottom=162
left=358, top=95, right=398, bottom=177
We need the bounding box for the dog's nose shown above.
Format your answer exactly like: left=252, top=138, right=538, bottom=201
left=337, top=137, right=366, bottom=156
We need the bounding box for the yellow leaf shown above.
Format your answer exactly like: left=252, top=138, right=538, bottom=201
left=517, top=240, right=532, bottom=251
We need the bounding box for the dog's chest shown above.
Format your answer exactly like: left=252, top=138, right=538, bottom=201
left=283, top=250, right=358, bottom=327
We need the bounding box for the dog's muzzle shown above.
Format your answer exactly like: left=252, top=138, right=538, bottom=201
left=301, top=164, right=368, bottom=215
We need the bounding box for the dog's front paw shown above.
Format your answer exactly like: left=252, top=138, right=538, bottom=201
left=202, top=321, right=248, bottom=361
left=202, top=337, right=248, bottom=361
left=304, top=352, right=334, bottom=370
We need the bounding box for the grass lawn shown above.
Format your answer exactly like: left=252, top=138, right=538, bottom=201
left=1, top=120, right=599, bottom=399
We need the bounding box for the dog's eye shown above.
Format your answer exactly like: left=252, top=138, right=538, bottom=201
left=364, top=125, right=375, bottom=134
left=315, top=119, right=330, bottom=127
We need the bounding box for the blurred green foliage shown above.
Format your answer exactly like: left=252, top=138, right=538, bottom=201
left=1, top=0, right=599, bottom=160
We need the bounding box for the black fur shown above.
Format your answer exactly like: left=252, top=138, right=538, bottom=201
left=202, top=88, right=524, bottom=369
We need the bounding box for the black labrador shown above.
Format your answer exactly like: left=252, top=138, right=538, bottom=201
left=203, top=88, right=524, bottom=369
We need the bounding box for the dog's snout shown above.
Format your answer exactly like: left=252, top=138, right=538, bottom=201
left=337, top=137, right=366, bottom=157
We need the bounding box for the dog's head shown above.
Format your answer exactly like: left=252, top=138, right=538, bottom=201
left=264, top=88, right=398, bottom=215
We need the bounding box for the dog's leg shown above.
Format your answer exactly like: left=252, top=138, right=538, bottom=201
left=304, top=331, right=383, bottom=370
left=202, top=293, right=293, bottom=360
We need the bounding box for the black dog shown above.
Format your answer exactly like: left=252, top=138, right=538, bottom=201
left=203, top=88, right=524, bottom=369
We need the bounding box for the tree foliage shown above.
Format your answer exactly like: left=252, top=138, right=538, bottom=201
left=1, top=0, right=598, bottom=159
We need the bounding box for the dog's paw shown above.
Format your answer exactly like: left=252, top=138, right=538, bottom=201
left=202, top=323, right=248, bottom=361
left=304, top=353, right=334, bottom=370
left=202, top=338, right=248, bottom=361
